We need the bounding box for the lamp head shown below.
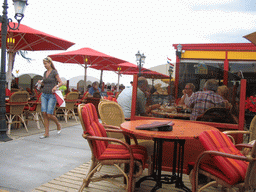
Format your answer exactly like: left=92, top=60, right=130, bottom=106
left=135, top=51, right=141, bottom=63
left=176, top=44, right=182, bottom=59
left=13, top=0, right=28, bottom=23
left=177, top=44, right=182, bottom=52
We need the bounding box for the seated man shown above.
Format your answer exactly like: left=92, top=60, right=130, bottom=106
left=178, top=83, right=195, bottom=106
left=187, top=79, right=226, bottom=121
left=117, top=77, right=160, bottom=118
left=88, top=81, right=101, bottom=96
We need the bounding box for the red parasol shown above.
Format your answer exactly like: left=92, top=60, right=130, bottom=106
left=1, top=22, right=75, bottom=51
left=90, top=62, right=169, bottom=91
left=91, top=62, right=169, bottom=79
left=0, top=22, right=75, bottom=89
left=48, top=47, right=127, bottom=91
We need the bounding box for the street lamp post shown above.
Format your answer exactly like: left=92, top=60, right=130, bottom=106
left=168, top=66, right=173, bottom=103
left=0, top=0, right=28, bottom=142
left=174, top=44, right=182, bottom=99
left=135, top=51, right=146, bottom=76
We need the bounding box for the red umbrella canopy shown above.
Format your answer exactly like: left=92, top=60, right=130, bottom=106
left=0, top=22, right=75, bottom=51
left=90, top=62, right=139, bottom=72
left=123, top=69, right=170, bottom=79
left=48, top=47, right=126, bottom=65
left=90, top=62, right=169, bottom=79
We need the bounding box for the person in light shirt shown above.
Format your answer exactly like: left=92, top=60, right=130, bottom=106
left=117, top=77, right=160, bottom=118
left=178, top=83, right=195, bottom=106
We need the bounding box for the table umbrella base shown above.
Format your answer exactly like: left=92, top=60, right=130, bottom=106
left=136, top=173, right=191, bottom=192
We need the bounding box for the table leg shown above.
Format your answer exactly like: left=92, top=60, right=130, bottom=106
left=135, top=138, right=158, bottom=188
left=175, top=140, right=191, bottom=192
left=136, top=139, right=191, bottom=192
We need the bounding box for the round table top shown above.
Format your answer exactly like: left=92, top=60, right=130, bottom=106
left=121, top=119, right=218, bottom=140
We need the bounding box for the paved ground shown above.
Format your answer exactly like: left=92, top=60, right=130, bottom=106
left=0, top=118, right=91, bottom=192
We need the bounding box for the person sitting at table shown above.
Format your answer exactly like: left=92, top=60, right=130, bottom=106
left=117, top=76, right=160, bottom=118
left=88, top=81, right=101, bottom=97
left=187, top=79, right=226, bottom=121
left=178, top=83, right=195, bottom=106
left=217, top=85, right=232, bottom=110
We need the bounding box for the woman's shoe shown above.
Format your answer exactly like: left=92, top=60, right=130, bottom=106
left=39, top=135, right=49, bottom=139
left=57, top=123, right=62, bottom=134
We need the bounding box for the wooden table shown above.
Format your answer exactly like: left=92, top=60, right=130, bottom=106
left=121, top=119, right=218, bottom=192
left=151, top=109, right=191, bottom=119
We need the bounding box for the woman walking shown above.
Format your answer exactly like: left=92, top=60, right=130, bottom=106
left=39, top=57, right=63, bottom=139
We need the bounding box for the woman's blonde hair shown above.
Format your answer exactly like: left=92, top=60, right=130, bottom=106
left=43, top=57, right=56, bottom=70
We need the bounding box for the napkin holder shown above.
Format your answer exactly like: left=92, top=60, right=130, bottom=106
left=136, top=121, right=174, bottom=131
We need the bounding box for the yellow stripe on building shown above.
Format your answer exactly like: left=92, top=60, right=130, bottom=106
left=182, top=50, right=256, bottom=61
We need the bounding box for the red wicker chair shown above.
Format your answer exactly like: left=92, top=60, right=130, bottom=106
left=191, top=130, right=256, bottom=192
left=77, top=103, right=147, bottom=192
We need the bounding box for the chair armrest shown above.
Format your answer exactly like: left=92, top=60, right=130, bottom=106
left=105, top=128, right=139, bottom=145
left=235, top=143, right=253, bottom=149
left=223, top=130, right=250, bottom=135
left=103, top=124, right=121, bottom=130
left=103, top=124, right=138, bottom=145
left=223, top=130, right=250, bottom=144
left=82, top=133, right=135, bottom=162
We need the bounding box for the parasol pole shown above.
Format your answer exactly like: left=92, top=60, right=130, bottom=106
left=83, top=56, right=88, bottom=93
left=99, top=69, right=103, bottom=89
left=6, top=51, right=14, bottom=90
left=117, top=66, right=121, bottom=92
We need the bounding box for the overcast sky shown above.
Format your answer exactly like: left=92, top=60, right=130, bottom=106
left=8, top=0, right=256, bottom=86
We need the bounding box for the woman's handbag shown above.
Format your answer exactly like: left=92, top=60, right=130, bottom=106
left=54, top=90, right=66, bottom=107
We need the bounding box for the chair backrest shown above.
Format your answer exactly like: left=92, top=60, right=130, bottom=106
left=9, top=91, right=29, bottom=115
left=199, top=130, right=249, bottom=185
left=249, top=115, right=256, bottom=142
left=196, top=107, right=237, bottom=124
left=65, top=91, right=79, bottom=109
left=78, top=103, right=108, bottom=159
left=98, top=100, right=125, bottom=139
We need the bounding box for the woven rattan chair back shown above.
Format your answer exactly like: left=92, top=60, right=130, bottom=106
left=98, top=100, right=125, bottom=139
left=65, top=91, right=79, bottom=110
left=9, top=91, right=29, bottom=115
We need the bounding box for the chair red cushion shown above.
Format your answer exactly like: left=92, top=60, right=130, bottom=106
left=199, top=130, right=249, bottom=185
left=99, top=144, right=147, bottom=168
left=5, top=88, right=11, bottom=97
left=82, top=103, right=108, bottom=158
